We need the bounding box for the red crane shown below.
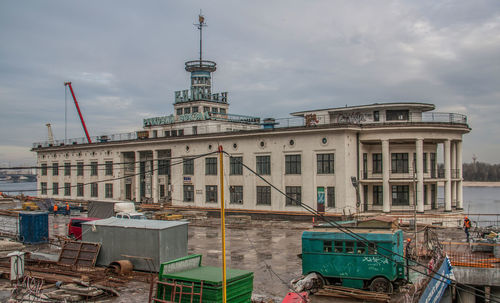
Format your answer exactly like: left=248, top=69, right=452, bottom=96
left=64, top=82, right=92, bottom=144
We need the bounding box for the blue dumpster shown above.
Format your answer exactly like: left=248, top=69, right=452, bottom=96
left=18, top=211, right=49, bottom=244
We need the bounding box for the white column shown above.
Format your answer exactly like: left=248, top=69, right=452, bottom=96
left=444, top=140, right=452, bottom=212
left=416, top=139, right=424, bottom=213
left=456, top=141, right=464, bottom=209
left=152, top=150, right=158, bottom=203
left=382, top=140, right=391, bottom=213
left=135, top=151, right=141, bottom=202
left=451, top=141, right=457, bottom=207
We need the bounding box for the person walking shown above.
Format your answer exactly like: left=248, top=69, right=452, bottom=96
left=53, top=204, right=58, bottom=216
left=463, top=216, right=471, bottom=242
left=65, top=202, right=70, bottom=216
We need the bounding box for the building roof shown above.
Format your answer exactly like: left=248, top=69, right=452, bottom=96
left=291, top=102, right=435, bottom=117
left=82, top=217, right=188, bottom=229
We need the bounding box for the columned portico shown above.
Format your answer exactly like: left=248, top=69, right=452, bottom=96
left=416, top=138, right=424, bottom=213
left=382, top=139, right=391, bottom=213
left=135, top=151, right=141, bottom=202
left=444, top=140, right=452, bottom=212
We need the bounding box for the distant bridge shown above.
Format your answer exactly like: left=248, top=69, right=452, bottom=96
left=0, top=173, right=36, bottom=183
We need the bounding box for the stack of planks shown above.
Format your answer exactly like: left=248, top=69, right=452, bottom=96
left=315, top=285, right=390, bottom=302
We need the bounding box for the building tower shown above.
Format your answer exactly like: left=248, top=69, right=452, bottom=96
left=174, top=13, right=228, bottom=115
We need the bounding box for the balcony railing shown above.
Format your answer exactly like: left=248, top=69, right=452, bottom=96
left=361, top=168, right=453, bottom=180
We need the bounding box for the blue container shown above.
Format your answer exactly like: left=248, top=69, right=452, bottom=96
left=18, top=211, right=49, bottom=244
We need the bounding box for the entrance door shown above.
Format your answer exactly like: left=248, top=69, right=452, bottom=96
left=317, top=187, right=325, bottom=213
left=125, top=184, right=132, bottom=200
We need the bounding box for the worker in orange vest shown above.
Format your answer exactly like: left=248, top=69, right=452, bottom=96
left=463, top=216, right=471, bottom=242
left=65, top=202, right=70, bottom=216
left=53, top=204, right=58, bottom=216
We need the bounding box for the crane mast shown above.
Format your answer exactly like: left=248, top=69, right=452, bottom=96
left=64, top=82, right=92, bottom=143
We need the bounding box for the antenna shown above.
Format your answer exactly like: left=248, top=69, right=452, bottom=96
left=194, top=10, right=207, bottom=62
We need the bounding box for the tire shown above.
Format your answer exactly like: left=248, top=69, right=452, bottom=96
left=369, top=277, right=393, bottom=294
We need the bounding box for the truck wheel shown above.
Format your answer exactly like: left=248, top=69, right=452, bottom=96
left=369, top=277, right=393, bottom=294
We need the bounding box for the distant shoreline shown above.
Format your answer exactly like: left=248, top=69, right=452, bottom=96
left=463, top=181, right=500, bottom=187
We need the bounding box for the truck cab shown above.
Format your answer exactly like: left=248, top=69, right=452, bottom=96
left=68, top=217, right=99, bottom=240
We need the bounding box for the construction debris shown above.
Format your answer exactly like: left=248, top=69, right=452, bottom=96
left=315, top=285, right=390, bottom=302
left=58, top=240, right=101, bottom=267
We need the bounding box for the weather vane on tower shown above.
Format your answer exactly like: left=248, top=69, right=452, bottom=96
left=194, top=10, right=207, bottom=62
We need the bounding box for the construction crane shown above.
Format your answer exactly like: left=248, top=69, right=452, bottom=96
left=46, top=123, right=54, bottom=145
left=64, top=82, right=92, bottom=143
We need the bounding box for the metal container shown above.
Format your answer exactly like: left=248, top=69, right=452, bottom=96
left=18, top=211, right=49, bottom=244
left=82, top=218, right=188, bottom=271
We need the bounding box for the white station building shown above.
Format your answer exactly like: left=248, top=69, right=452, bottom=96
left=32, top=19, right=470, bottom=215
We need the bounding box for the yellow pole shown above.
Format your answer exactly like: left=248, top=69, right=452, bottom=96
left=218, top=146, right=227, bottom=303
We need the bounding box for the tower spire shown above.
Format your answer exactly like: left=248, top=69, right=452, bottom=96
left=194, top=10, right=207, bottom=63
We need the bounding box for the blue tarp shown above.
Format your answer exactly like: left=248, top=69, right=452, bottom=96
left=418, top=256, right=454, bottom=303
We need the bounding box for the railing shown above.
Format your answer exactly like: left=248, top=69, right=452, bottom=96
left=360, top=169, right=450, bottom=180
left=32, top=111, right=469, bottom=148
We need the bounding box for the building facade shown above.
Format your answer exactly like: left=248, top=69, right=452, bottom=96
left=32, top=22, right=470, bottom=214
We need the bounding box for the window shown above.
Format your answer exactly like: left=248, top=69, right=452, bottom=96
left=357, top=242, right=367, bottom=254
left=386, top=110, right=409, bottom=121
left=423, top=153, right=428, bottom=173
left=212, top=107, right=218, bottom=113
left=334, top=241, right=343, bottom=253
left=327, top=187, right=335, bottom=208
left=90, top=183, right=98, bottom=197
left=184, top=107, right=191, bottom=114
left=203, top=106, right=210, bottom=113
left=52, top=182, right=59, bottom=195
left=192, top=126, right=198, bottom=135
left=158, top=159, right=170, bottom=175
left=285, top=186, right=301, bottom=206
left=372, top=153, right=382, bottom=174
left=171, top=130, right=177, bottom=136
left=176, top=108, right=182, bottom=115
left=345, top=241, right=355, bottom=253
left=183, top=185, right=194, bottom=202
left=183, top=158, right=194, bottom=175
left=77, top=162, right=84, bottom=176
left=230, top=186, right=243, bottom=204
left=90, top=161, right=98, bottom=176
left=52, top=163, right=59, bottom=176
left=64, top=162, right=71, bottom=176
left=206, top=185, right=218, bottom=203
left=105, top=183, right=113, bottom=198
left=256, top=156, right=271, bottom=175
left=64, top=183, right=71, bottom=196
left=373, top=111, right=380, bottom=122
left=192, top=106, right=199, bottom=113
left=205, top=158, right=217, bottom=175
left=424, top=184, right=428, bottom=205
left=77, top=183, right=84, bottom=197
left=392, top=185, right=409, bottom=205
left=41, top=182, right=47, bottom=194
left=285, top=154, right=301, bottom=174
left=317, top=153, right=334, bottom=174
left=323, top=240, right=332, bottom=252
left=391, top=153, right=408, bottom=173
left=41, top=163, right=47, bottom=176
left=178, top=129, right=184, bottom=136
left=373, top=185, right=383, bottom=205
left=368, top=243, right=378, bottom=255
left=105, top=161, right=113, bottom=176
left=230, top=157, right=243, bottom=175
left=220, top=108, right=226, bottom=114
left=256, top=186, right=271, bottom=205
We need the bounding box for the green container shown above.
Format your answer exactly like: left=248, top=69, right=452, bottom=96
left=157, top=255, right=253, bottom=303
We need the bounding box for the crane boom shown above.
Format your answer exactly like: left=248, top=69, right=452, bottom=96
left=64, top=82, right=92, bottom=143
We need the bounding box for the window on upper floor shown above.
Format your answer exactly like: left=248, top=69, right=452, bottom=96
left=205, top=157, right=217, bottom=175
left=373, top=111, right=380, bottom=122
left=230, top=157, right=243, bottom=175
left=317, top=153, right=334, bottom=174
left=64, top=162, right=71, bottom=176
left=386, top=110, right=409, bottom=121
left=41, top=163, right=47, bottom=176
left=256, top=156, right=271, bottom=175
left=285, top=154, right=301, bottom=174
left=373, top=153, right=382, bottom=174
left=184, top=107, right=191, bottom=114
left=391, top=153, right=408, bottom=173
left=176, top=108, right=183, bottom=115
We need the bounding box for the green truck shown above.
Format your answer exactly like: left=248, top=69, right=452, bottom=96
left=301, top=228, right=406, bottom=293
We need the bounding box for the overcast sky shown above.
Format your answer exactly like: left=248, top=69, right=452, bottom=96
left=1, top=1, right=499, bottom=165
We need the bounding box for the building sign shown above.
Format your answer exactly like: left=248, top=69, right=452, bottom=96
left=183, top=176, right=192, bottom=184
left=144, top=112, right=211, bottom=127
left=336, top=112, right=367, bottom=124
left=317, top=187, right=325, bottom=204
left=418, top=256, right=454, bottom=303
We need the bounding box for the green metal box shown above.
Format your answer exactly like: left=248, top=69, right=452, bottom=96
left=157, top=255, right=253, bottom=303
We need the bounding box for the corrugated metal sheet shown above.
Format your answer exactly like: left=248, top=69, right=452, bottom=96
left=82, top=218, right=188, bottom=271
left=18, top=212, right=49, bottom=244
